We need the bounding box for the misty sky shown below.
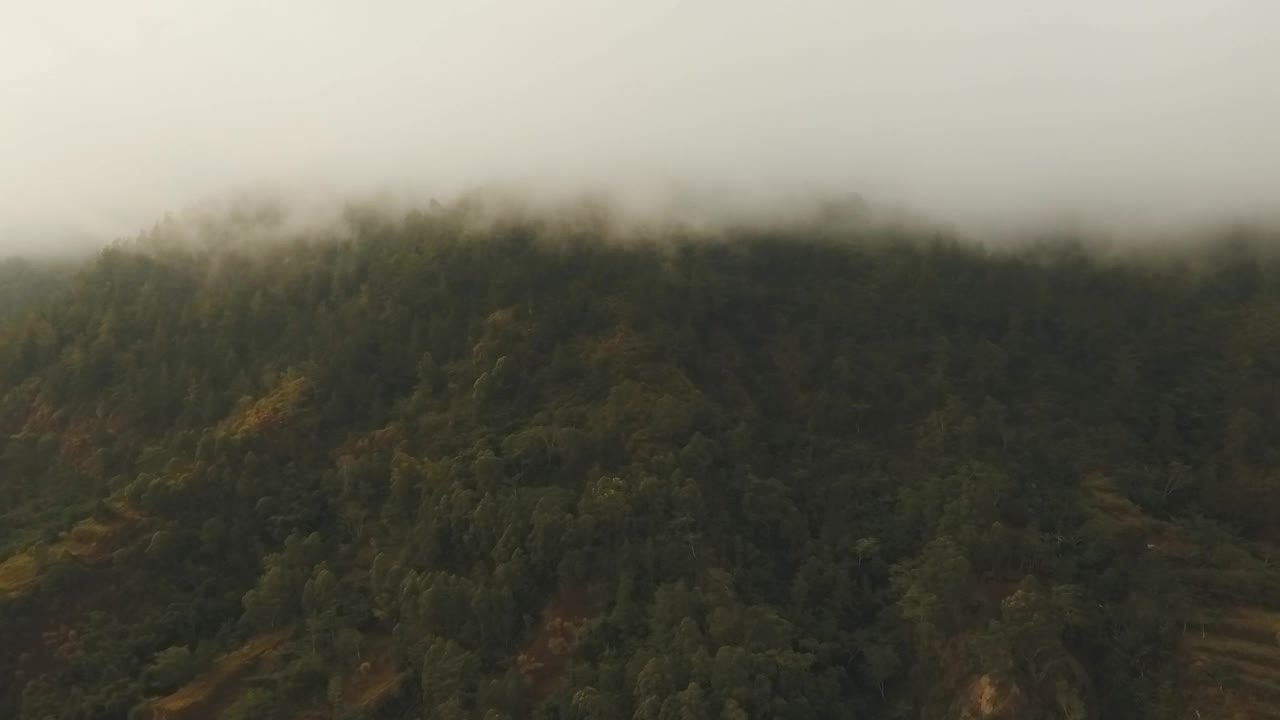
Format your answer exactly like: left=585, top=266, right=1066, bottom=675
left=2, top=1, right=1278, bottom=252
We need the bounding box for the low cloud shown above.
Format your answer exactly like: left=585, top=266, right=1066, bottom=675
left=2, top=1, right=1278, bottom=254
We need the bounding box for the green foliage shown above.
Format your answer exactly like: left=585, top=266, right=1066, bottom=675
left=1, top=203, right=1279, bottom=718
left=0, top=257, right=75, bottom=327
left=145, top=645, right=195, bottom=693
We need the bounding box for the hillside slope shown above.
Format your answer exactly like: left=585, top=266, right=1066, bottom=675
left=1, top=206, right=1279, bottom=719
left=0, top=257, right=75, bottom=325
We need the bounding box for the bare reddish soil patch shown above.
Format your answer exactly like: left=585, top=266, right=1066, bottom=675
left=516, top=585, right=595, bottom=700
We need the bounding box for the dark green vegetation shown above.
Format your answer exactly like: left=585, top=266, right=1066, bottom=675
left=0, top=258, right=75, bottom=326
left=1, top=204, right=1279, bottom=719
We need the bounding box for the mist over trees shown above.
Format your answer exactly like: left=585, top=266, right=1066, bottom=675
left=0, top=258, right=76, bottom=325
left=1, top=202, right=1279, bottom=719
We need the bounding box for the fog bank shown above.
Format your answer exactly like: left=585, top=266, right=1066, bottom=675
left=2, top=1, right=1278, bottom=254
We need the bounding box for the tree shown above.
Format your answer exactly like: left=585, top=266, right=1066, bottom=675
left=891, top=536, right=975, bottom=652
left=145, top=529, right=180, bottom=565
left=145, top=645, right=194, bottom=692
left=303, top=565, right=341, bottom=656
left=200, top=517, right=226, bottom=554
left=420, top=637, right=479, bottom=706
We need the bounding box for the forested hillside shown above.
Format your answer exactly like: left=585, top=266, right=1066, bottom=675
left=0, top=258, right=75, bottom=325
left=2, top=203, right=1279, bottom=719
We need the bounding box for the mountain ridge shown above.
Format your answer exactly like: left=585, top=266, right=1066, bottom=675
left=1, top=204, right=1278, bottom=719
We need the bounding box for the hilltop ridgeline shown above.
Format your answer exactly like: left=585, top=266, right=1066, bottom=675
left=1, top=205, right=1279, bottom=719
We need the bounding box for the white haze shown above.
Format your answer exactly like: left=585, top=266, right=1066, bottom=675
left=1, top=0, right=1278, bottom=254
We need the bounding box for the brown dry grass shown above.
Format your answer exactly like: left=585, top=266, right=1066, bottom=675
left=1187, top=631, right=1280, bottom=718
left=63, top=511, right=136, bottom=561
left=1188, top=636, right=1280, bottom=676
left=516, top=585, right=594, bottom=700
left=346, top=655, right=404, bottom=711
left=1082, top=473, right=1195, bottom=557
left=1083, top=474, right=1280, bottom=718
left=0, top=502, right=149, bottom=600
left=1185, top=605, right=1280, bottom=717
left=0, top=552, right=40, bottom=595
left=290, top=641, right=403, bottom=720
left=150, top=631, right=289, bottom=720
left=224, top=372, right=312, bottom=440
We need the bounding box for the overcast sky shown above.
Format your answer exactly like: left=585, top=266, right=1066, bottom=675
left=2, top=1, right=1278, bottom=252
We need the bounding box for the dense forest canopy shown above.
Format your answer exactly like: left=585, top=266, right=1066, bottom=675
left=1, top=202, right=1279, bottom=719
left=0, top=258, right=76, bottom=326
